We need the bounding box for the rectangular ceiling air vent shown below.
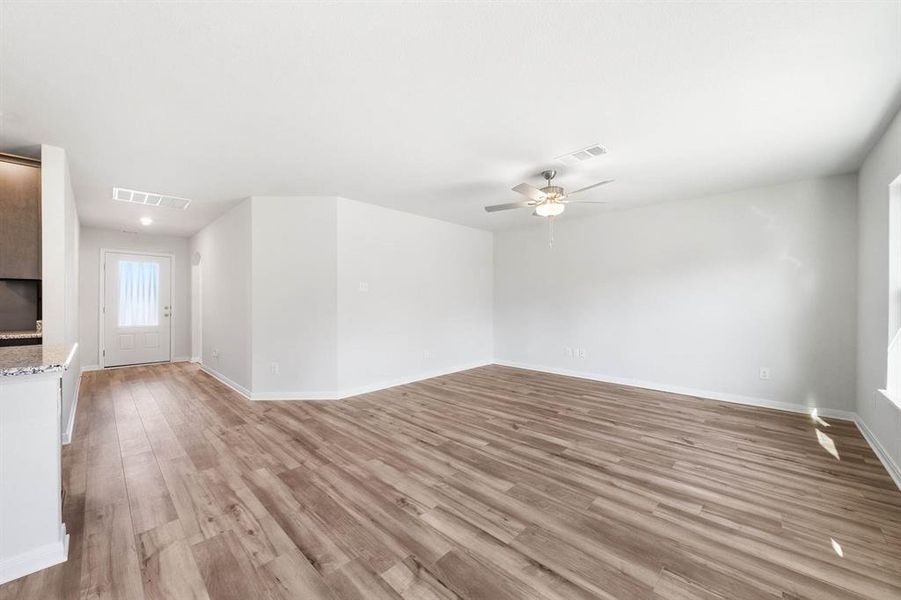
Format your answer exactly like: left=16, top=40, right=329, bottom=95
left=555, top=144, right=608, bottom=167
left=112, top=187, right=192, bottom=210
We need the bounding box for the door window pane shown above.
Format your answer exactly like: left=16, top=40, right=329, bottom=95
left=118, top=260, right=160, bottom=327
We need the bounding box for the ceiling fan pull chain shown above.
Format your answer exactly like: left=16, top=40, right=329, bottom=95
left=548, top=215, right=555, bottom=248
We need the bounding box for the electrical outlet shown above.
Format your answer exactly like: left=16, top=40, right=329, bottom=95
left=358, top=281, right=369, bottom=292
left=270, top=362, right=279, bottom=375
left=212, top=349, right=219, bottom=360
left=759, top=367, right=771, bottom=380
left=577, top=348, right=586, bottom=359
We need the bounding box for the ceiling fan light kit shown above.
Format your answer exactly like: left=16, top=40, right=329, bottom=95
left=534, top=201, right=564, bottom=217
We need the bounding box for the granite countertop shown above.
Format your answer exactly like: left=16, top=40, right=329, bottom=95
left=0, top=344, right=73, bottom=377
left=0, top=330, right=43, bottom=340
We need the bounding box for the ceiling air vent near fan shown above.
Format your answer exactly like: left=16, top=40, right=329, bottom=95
left=555, top=144, right=608, bottom=166
left=112, top=187, right=192, bottom=210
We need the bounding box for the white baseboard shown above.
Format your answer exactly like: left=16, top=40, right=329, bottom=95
left=199, top=364, right=252, bottom=399
left=190, top=356, right=202, bottom=363
left=252, top=389, right=340, bottom=401
left=249, top=361, right=492, bottom=401
left=172, top=356, right=191, bottom=363
left=61, top=375, right=80, bottom=445
left=334, top=361, right=492, bottom=400
left=0, top=526, right=68, bottom=585
left=855, top=414, right=901, bottom=493
left=494, top=360, right=858, bottom=421
left=80, top=364, right=101, bottom=373
left=200, top=361, right=492, bottom=402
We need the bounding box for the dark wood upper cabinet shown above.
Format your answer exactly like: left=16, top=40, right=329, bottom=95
left=0, top=155, right=42, bottom=280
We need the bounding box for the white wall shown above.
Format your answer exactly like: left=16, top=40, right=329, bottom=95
left=495, top=175, right=858, bottom=414
left=40, top=145, right=80, bottom=434
left=251, top=197, right=338, bottom=397
left=190, top=198, right=253, bottom=393
left=336, top=197, right=494, bottom=395
left=192, top=177, right=864, bottom=425
left=78, top=227, right=192, bottom=368
left=192, top=195, right=493, bottom=399
left=191, top=260, right=201, bottom=361
left=857, top=106, right=901, bottom=481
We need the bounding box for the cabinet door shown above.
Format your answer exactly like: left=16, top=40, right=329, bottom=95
left=0, top=160, right=42, bottom=279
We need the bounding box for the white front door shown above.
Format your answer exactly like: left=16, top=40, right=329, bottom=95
left=103, top=252, right=172, bottom=367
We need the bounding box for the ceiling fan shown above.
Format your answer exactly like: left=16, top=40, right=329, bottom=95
left=484, top=169, right=614, bottom=217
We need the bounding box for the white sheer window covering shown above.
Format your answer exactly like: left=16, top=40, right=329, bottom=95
left=118, top=260, right=160, bottom=327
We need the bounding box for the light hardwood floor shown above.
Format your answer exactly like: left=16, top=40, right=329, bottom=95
left=1, top=363, right=900, bottom=599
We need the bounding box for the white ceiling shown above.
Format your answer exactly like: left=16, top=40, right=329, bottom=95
left=1, top=2, right=899, bottom=236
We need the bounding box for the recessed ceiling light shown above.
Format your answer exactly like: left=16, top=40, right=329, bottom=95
left=140, top=217, right=153, bottom=226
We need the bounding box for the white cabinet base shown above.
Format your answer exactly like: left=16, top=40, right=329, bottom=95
left=0, top=525, right=68, bottom=585
left=0, top=373, right=68, bottom=585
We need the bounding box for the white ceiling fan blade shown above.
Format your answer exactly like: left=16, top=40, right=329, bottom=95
left=566, top=179, right=615, bottom=196
left=484, top=200, right=535, bottom=213
left=511, top=182, right=547, bottom=202
left=561, top=199, right=609, bottom=204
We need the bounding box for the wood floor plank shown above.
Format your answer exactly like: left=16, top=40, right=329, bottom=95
left=324, top=558, right=404, bottom=600
left=78, top=500, right=145, bottom=600
left=122, top=451, right=179, bottom=534
left=380, top=555, right=460, bottom=600
left=191, top=531, right=269, bottom=600
left=260, top=549, right=338, bottom=600
left=136, top=520, right=210, bottom=600
left=3, top=363, right=900, bottom=600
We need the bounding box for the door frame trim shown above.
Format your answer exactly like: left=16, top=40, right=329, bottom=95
left=98, top=248, right=175, bottom=369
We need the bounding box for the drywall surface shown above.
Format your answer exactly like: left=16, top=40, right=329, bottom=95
left=495, top=175, right=858, bottom=412
left=857, top=106, right=901, bottom=475
left=78, top=227, right=191, bottom=367
left=190, top=198, right=253, bottom=392
left=192, top=195, right=493, bottom=398
left=336, top=197, right=494, bottom=395
left=40, top=145, right=80, bottom=434
left=250, top=197, right=338, bottom=397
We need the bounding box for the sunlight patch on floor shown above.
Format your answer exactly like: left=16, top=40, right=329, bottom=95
left=816, top=429, right=840, bottom=460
